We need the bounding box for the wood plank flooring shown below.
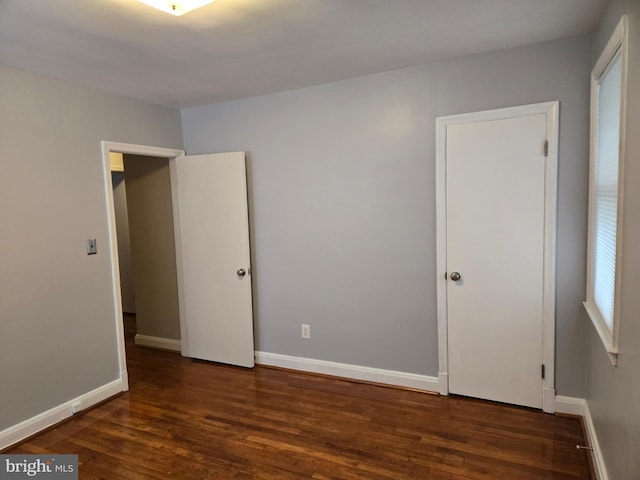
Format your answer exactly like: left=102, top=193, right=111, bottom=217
left=7, top=315, right=593, bottom=479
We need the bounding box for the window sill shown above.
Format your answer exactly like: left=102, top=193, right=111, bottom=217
left=584, top=301, right=618, bottom=366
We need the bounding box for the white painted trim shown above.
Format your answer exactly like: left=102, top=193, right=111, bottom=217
left=541, top=101, right=559, bottom=413
left=543, top=386, right=556, bottom=412
left=555, top=396, right=609, bottom=480
left=583, top=301, right=618, bottom=365
left=0, top=378, right=126, bottom=450
left=435, top=120, right=449, bottom=395
left=554, top=395, right=586, bottom=416
left=168, top=157, right=189, bottom=357
left=437, top=372, right=448, bottom=396
left=435, top=102, right=559, bottom=413
left=101, top=141, right=186, bottom=382
left=255, top=352, right=439, bottom=392
left=134, top=334, right=181, bottom=352
left=104, top=141, right=185, bottom=160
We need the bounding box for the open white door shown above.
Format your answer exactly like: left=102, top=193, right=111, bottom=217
left=172, top=152, right=254, bottom=368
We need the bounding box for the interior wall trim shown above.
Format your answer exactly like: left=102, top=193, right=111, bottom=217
left=255, top=351, right=439, bottom=392
left=134, top=334, right=181, bottom=352
left=0, top=377, right=127, bottom=451
left=555, top=395, right=609, bottom=480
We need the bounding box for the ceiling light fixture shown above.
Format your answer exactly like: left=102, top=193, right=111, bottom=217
left=136, top=0, right=216, bottom=16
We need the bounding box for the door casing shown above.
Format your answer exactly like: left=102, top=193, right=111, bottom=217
left=435, top=102, right=559, bottom=413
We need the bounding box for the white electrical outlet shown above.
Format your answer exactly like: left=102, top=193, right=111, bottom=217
left=301, top=324, right=311, bottom=339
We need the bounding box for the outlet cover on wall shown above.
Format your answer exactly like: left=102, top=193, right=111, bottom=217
left=301, top=324, right=311, bottom=339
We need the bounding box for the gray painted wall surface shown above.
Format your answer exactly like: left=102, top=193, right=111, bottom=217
left=0, top=65, right=183, bottom=430
left=182, top=35, right=592, bottom=395
left=112, top=172, right=136, bottom=314
left=123, top=155, right=180, bottom=341
left=586, top=1, right=640, bottom=479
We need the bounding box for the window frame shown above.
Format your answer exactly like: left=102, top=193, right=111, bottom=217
left=584, top=16, right=628, bottom=366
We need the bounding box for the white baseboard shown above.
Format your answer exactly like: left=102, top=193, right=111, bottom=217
left=0, top=377, right=127, bottom=450
left=134, top=334, right=181, bottom=352
left=555, top=396, right=608, bottom=480
left=255, top=351, right=439, bottom=392
left=554, top=395, right=585, bottom=416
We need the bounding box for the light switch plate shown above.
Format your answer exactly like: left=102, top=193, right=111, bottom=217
left=86, top=239, right=97, bottom=255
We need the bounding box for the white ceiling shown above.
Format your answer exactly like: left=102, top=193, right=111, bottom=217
left=0, top=0, right=607, bottom=108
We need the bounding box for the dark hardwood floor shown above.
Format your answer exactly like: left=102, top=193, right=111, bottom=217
left=8, top=315, right=593, bottom=479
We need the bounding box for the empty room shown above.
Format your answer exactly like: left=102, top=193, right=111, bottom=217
left=1, top=0, right=638, bottom=479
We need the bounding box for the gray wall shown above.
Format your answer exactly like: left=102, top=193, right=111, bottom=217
left=123, top=155, right=180, bottom=341
left=586, top=1, right=640, bottom=479
left=112, top=171, right=136, bottom=314
left=182, top=34, right=592, bottom=395
left=0, top=65, right=183, bottom=430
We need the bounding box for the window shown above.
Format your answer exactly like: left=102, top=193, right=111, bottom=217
left=584, top=16, right=628, bottom=366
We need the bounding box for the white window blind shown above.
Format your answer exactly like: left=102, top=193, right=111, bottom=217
left=592, top=50, right=622, bottom=330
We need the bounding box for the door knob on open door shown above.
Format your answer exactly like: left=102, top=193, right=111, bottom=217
left=236, top=268, right=246, bottom=277
left=450, top=271, right=461, bottom=281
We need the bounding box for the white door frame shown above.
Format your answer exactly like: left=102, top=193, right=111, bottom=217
left=435, top=102, right=559, bottom=413
left=101, top=141, right=185, bottom=390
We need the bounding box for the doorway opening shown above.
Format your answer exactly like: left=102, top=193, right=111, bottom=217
left=111, top=151, right=182, bottom=350
left=102, top=142, right=185, bottom=389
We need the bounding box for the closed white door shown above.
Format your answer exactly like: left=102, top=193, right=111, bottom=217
left=173, top=152, right=254, bottom=368
left=445, top=113, right=548, bottom=408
